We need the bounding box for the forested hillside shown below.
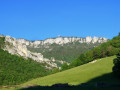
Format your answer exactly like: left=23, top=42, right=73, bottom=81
left=61, top=33, right=120, bottom=70
left=23, top=34, right=120, bottom=87
left=0, top=37, right=50, bottom=85
left=2, top=35, right=107, bottom=67
left=28, top=42, right=101, bottom=63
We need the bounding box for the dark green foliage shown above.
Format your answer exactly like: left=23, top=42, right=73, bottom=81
left=0, top=48, right=51, bottom=85
left=61, top=63, right=69, bottom=71
left=0, top=37, right=5, bottom=48
left=51, top=68, right=60, bottom=74
left=0, top=49, right=52, bottom=85
left=113, top=51, right=120, bottom=78
left=110, top=35, right=120, bottom=48
left=0, top=37, right=51, bottom=85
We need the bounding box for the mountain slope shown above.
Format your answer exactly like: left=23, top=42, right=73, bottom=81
left=0, top=48, right=51, bottom=85
left=2, top=35, right=108, bottom=67
left=66, top=34, right=120, bottom=69
left=0, top=37, right=50, bottom=85
left=27, top=36, right=108, bottom=63
left=3, top=36, right=58, bottom=68
left=23, top=56, right=119, bottom=86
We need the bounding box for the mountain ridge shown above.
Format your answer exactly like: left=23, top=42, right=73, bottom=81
left=0, top=35, right=108, bottom=68
left=16, top=36, right=108, bottom=47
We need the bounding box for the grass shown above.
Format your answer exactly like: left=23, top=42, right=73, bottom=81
left=23, top=56, right=120, bottom=86
left=1, top=56, right=120, bottom=90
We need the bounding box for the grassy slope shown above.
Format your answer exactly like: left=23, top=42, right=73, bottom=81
left=23, top=56, right=119, bottom=86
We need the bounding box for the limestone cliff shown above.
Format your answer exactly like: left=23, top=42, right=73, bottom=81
left=2, top=35, right=108, bottom=68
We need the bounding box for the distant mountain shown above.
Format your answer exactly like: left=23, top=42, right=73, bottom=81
left=1, top=35, right=108, bottom=68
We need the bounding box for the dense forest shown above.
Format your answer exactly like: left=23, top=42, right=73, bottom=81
left=60, top=33, right=120, bottom=71
left=0, top=37, right=51, bottom=85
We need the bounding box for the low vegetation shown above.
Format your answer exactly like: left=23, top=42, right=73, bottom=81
left=23, top=56, right=119, bottom=86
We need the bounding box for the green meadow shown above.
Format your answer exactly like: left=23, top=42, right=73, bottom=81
left=23, top=56, right=120, bottom=86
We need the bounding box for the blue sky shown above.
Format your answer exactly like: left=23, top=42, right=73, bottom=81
left=0, top=0, right=120, bottom=40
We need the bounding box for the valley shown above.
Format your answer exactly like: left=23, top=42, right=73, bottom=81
left=2, top=35, right=108, bottom=68
left=0, top=34, right=120, bottom=90
left=1, top=0, right=120, bottom=89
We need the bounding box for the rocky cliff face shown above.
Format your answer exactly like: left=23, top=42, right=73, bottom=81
left=2, top=35, right=108, bottom=68
left=16, top=36, right=107, bottom=48
left=3, top=36, right=58, bottom=69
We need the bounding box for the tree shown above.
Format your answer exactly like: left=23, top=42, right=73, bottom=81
left=113, top=51, right=120, bottom=78
left=52, top=68, right=60, bottom=74
left=61, top=63, right=69, bottom=71
left=93, top=47, right=102, bottom=59
left=0, top=37, right=5, bottom=48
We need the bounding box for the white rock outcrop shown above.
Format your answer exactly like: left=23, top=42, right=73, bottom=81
left=2, top=35, right=108, bottom=68
left=3, top=36, right=58, bottom=68
left=15, top=36, right=108, bottom=48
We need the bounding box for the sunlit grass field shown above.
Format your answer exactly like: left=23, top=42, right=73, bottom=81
left=23, top=56, right=119, bottom=86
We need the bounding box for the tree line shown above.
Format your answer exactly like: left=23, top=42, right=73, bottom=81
left=53, top=33, right=120, bottom=73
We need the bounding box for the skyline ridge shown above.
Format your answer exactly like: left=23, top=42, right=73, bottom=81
left=0, top=0, right=120, bottom=40
left=1, top=34, right=108, bottom=41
